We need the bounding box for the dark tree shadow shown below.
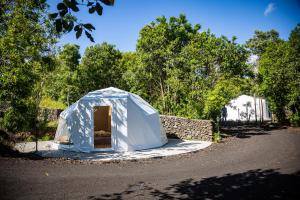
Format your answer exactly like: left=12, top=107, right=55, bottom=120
left=88, top=169, right=300, bottom=200
left=220, top=123, right=288, bottom=139
left=0, top=143, right=44, bottom=160
left=0, top=130, right=44, bottom=160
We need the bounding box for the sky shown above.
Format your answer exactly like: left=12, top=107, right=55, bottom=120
left=49, top=0, right=300, bottom=55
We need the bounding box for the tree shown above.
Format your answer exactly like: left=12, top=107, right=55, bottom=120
left=287, top=24, right=300, bottom=123
left=259, top=40, right=300, bottom=123
left=246, top=30, right=281, bottom=56
left=246, top=29, right=290, bottom=123
left=179, top=33, right=250, bottom=119
left=132, top=14, right=250, bottom=119
left=289, top=24, right=300, bottom=54
left=78, top=42, right=123, bottom=94
left=0, top=0, right=56, bottom=132
left=136, top=14, right=200, bottom=114
left=43, top=44, right=81, bottom=105
left=119, top=52, right=138, bottom=91
left=255, top=24, right=300, bottom=124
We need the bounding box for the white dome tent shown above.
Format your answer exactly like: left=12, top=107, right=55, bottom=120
left=225, top=95, right=272, bottom=122
left=54, top=87, right=168, bottom=152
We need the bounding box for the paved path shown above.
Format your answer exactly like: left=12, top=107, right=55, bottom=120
left=14, top=139, right=212, bottom=161
left=1, top=127, right=300, bottom=199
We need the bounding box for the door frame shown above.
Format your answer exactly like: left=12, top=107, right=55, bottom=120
left=92, top=105, right=113, bottom=151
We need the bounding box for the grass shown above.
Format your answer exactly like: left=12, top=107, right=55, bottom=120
left=39, top=97, right=66, bottom=110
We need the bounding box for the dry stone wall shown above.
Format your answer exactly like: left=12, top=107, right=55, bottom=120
left=38, top=108, right=63, bottom=122
left=160, top=115, right=213, bottom=141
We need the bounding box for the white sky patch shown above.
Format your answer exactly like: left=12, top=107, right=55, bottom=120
left=247, top=54, right=259, bottom=74
left=247, top=55, right=258, bottom=65
left=264, top=3, right=276, bottom=16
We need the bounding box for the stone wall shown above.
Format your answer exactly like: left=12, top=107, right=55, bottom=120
left=38, top=108, right=63, bottom=122
left=160, top=115, right=213, bottom=141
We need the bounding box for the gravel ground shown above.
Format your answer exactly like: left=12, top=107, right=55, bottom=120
left=0, top=126, right=299, bottom=200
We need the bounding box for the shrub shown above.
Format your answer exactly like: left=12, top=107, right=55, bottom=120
left=288, top=113, right=300, bottom=127
left=203, top=78, right=242, bottom=121
left=213, top=132, right=221, bottom=143
left=25, top=135, right=36, bottom=142
left=38, top=134, right=53, bottom=141
left=39, top=97, right=66, bottom=110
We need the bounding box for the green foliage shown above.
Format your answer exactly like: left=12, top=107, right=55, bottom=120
left=2, top=103, right=32, bottom=132
left=134, top=15, right=201, bottom=114
left=248, top=25, right=300, bottom=122
left=0, top=0, right=56, bottom=132
left=50, top=0, right=114, bottom=42
left=288, top=113, right=300, bottom=126
left=288, top=24, right=300, bottom=53
left=2, top=4, right=299, bottom=133
left=246, top=30, right=281, bottom=56
left=38, top=133, right=53, bottom=141
left=25, top=135, right=36, bottom=142
left=39, top=97, right=66, bottom=109
left=43, top=44, right=81, bottom=105
left=43, top=43, right=130, bottom=110
left=46, top=120, right=58, bottom=129
left=132, top=15, right=249, bottom=118
left=213, top=132, right=221, bottom=143
left=203, top=78, right=242, bottom=121
left=246, top=26, right=300, bottom=124
left=120, top=52, right=139, bottom=91
left=259, top=41, right=300, bottom=122
left=24, top=133, right=54, bottom=142
left=78, top=42, right=123, bottom=94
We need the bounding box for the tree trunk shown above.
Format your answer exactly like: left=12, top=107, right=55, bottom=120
left=254, top=95, right=257, bottom=124
left=261, top=98, right=264, bottom=123
left=159, top=77, right=165, bottom=113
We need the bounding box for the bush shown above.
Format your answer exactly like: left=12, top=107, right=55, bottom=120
left=203, top=78, right=242, bottom=121
left=46, top=120, right=58, bottom=129
left=25, top=135, right=36, bottom=142
left=24, top=133, right=54, bottom=142
left=288, top=113, right=300, bottom=126
left=39, top=97, right=66, bottom=109
left=1, top=101, right=37, bottom=132
left=37, top=120, right=58, bottom=132
left=0, top=130, right=15, bottom=149
left=213, top=132, right=221, bottom=143
left=38, top=134, right=53, bottom=141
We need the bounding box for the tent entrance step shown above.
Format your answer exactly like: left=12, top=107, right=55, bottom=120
left=93, top=106, right=112, bottom=149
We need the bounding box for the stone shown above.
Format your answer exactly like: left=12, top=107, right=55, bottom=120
left=160, top=115, right=213, bottom=141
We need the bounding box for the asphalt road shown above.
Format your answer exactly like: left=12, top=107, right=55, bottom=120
left=0, top=126, right=300, bottom=200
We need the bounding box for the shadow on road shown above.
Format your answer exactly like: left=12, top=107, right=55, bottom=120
left=0, top=129, right=44, bottom=160
left=89, top=169, right=300, bottom=200
left=220, top=124, right=288, bottom=139
left=0, top=143, right=44, bottom=160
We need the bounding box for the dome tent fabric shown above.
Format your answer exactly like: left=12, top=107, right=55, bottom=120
left=225, top=95, right=272, bottom=121
left=54, top=87, right=168, bottom=152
